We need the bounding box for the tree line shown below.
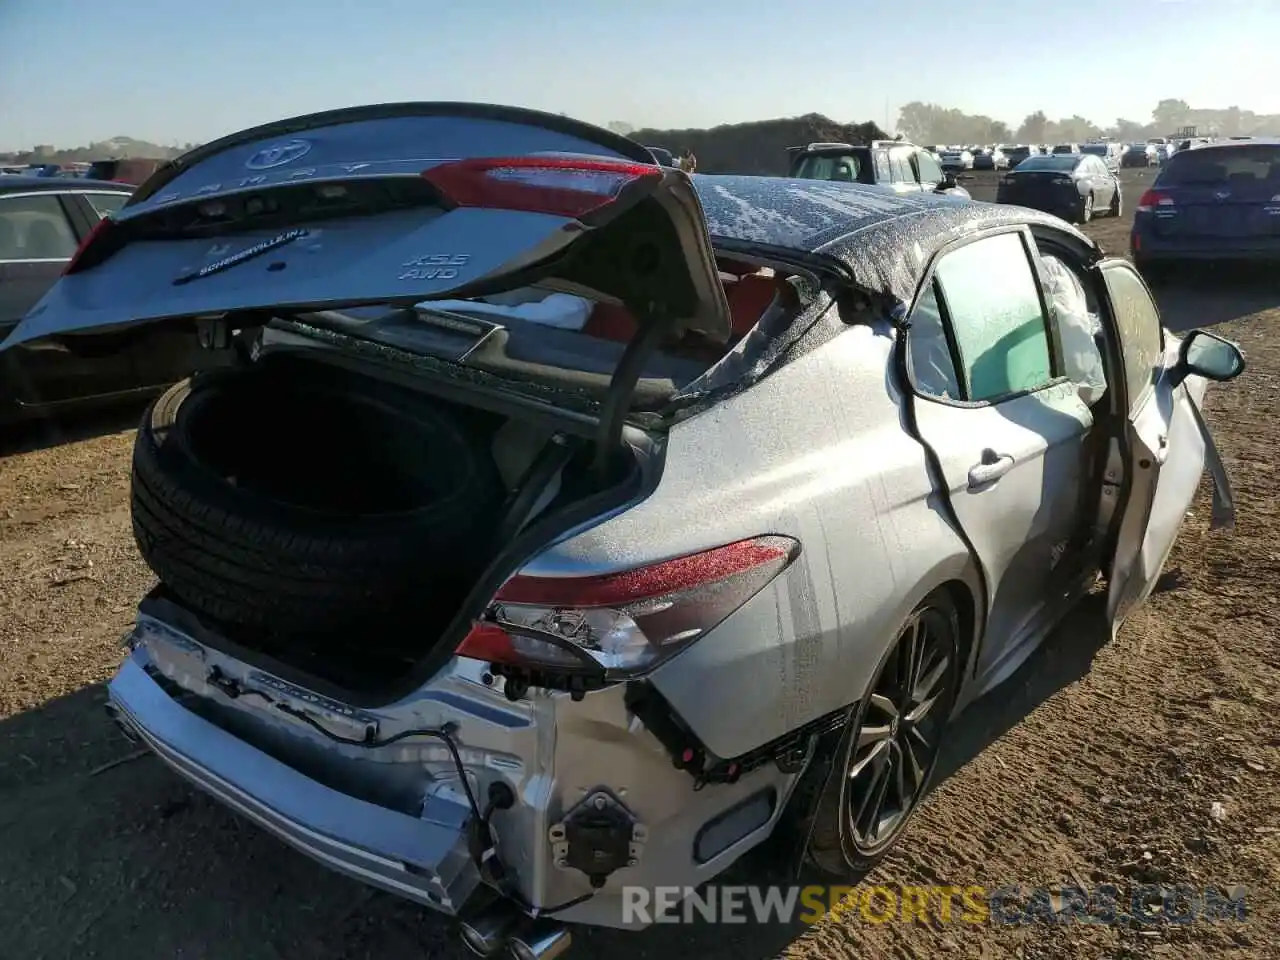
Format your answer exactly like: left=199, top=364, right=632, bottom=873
left=896, top=99, right=1280, bottom=146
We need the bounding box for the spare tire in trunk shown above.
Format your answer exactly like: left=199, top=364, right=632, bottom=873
left=130, top=361, right=505, bottom=640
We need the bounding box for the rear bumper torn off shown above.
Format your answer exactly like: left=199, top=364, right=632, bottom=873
left=106, top=656, right=480, bottom=914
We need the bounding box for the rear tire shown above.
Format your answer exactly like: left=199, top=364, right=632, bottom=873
left=804, top=589, right=961, bottom=879
left=1080, top=192, right=1095, bottom=223
left=130, top=361, right=505, bottom=638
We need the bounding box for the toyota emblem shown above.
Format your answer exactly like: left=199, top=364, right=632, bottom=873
left=245, top=139, right=313, bottom=170
left=1214, top=190, right=1231, bottom=200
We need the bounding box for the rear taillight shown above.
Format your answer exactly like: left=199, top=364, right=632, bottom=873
left=1137, top=189, right=1173, bottom=213
left=64, top=215, right=115, bottom=275
left=456, top=536, right=799, bottom=678
left=421, top=155, right=663, bottom=219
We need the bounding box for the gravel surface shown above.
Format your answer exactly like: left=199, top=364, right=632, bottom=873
left=2, top=169, right=1276, bottom=959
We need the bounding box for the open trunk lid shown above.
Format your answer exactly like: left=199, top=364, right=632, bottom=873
left=1, top=104, right=732, bottom=362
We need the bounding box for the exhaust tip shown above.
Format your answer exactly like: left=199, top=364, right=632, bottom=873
left=508, top=919, right=572, bottom=960
left=457, top=901, right=523, bottom=957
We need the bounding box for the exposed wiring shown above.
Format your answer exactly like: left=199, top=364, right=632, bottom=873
left=205, top=666, right=595, bottom=916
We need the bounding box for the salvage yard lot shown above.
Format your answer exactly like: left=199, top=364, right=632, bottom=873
left=2, top=168, right=1277, bottom=959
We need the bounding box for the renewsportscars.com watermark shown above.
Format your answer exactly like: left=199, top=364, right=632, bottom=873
left=622, top=884, right=1250, bottom=926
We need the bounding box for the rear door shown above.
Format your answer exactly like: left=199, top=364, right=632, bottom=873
left=1, top=104, right=731, bottom=354
left=1093, top=259, right=1233, bottom=629
left=906, top=228, right=1095, bottom=665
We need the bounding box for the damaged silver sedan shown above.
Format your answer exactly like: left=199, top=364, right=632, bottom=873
left=1, top=103, right=1245, bottom=958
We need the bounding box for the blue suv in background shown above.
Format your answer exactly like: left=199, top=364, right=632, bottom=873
left=1132, top=138, right=1280, bottom=277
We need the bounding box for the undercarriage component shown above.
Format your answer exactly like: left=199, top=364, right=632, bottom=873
left=548, top=789, right=647, bottom=888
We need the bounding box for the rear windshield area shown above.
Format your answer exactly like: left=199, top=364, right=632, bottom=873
left=791, top=153, right=871, bottom=183
left=1162, top=145, right=1280, bottom=185
left=1015, top=156, right=1077, bottom=172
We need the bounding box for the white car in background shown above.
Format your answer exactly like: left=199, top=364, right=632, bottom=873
left=940, top=148, right=975, bottom=171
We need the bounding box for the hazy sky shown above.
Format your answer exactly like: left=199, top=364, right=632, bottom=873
left=2, top=0, right=1275, bottom=150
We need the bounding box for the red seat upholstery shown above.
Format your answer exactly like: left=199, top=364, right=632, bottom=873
left=580, top=272, right=784, bottom=344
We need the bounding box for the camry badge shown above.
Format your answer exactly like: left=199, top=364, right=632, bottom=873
left=245, top=139, right=312, bottom=170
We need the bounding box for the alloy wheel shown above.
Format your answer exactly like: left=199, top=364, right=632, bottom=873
left=844, top=607, right=955, bottom=854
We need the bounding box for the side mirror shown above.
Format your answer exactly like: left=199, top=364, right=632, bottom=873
left=1173, top=330, right=1246, bottom=386
left=938, top=174, right=958, bottom=191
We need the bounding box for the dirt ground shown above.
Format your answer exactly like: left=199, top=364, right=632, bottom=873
left=2, top=170, right=1277, bottom=960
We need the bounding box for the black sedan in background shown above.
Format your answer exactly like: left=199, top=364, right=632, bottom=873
left=996, top=153, right=1123, bottom=223
left=0, top=177, right=226, bottom=424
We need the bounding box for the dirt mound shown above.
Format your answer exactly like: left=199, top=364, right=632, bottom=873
left=631, top=113, right=888, bottom=176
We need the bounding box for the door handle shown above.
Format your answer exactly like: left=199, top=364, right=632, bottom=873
left=967, top=451, right=1016, bottom=488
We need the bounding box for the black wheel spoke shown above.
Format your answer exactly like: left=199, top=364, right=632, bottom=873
left=907, top=655, right=950, bottom=725
left=868, top=693, right=898, bottom=721
left=892, top=742, right=910, bottom=808
left=858, top=753, right=893, bottom=839
left=849, top=736, right=889, bottom=779
left=908, top=723, right=933, bottom=752
left=898, top=620, right=923, bottom=705
left=912, top=653, right=948, bottom=705
left=857, top=724, right=893, bottom=750
left=902, top=736, right=925, bottom=790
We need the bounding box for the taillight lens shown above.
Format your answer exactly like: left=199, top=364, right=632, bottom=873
left=456, top=536, right=799, bottom=677
left=1136, top=189, right=1172, bottom=213
left=64, top=215, right=115, bottom=275
left=421, top=155, right=663, bottom=219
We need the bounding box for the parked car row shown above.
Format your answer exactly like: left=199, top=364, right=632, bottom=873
left=0, top=158, right=167, bottom=184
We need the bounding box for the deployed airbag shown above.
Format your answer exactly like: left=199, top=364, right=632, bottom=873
left=1041, top=255, right=1107, bottom=406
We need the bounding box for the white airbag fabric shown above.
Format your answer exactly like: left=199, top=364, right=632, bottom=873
left=1041, top=255, right=1107, bottom=406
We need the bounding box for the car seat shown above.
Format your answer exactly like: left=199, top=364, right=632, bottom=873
left=579, top=271, right=786, bottom=345
left=23, top=219, right=68, bottom=259
left=0, top=219, right=18, bottom=259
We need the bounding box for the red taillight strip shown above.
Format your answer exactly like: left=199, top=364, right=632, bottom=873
left=421, top=155, right=661, bottom=219
left=494, top=537, right=792, bottom=608
left=64, top=215, right=114, bottom=275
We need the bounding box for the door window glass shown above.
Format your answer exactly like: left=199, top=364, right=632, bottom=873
left=907, top=279, right=962, bottom=399
left=0, top=194, right=78, bottom=260
left=914, top=150, right=944, bottom=184
left=890, top=150, right=914, bottom=183
left=84, top=192, right=130, bottom=218
left=1099, top=262, right=1164, bottom=404
left=874, top=150, right=891, bottom=182
left=935, top=232, right=1054, bottom=401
